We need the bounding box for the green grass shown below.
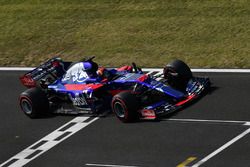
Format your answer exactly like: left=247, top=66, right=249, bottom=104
left=0, top=0, right=250, bottom=68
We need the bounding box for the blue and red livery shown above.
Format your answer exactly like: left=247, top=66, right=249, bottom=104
left=19, top=57, right=210, bottom=122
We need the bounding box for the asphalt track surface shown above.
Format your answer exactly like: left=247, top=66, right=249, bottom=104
left=0, top=71, right=250, bottom=167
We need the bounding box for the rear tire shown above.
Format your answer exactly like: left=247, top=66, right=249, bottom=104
left=164, top=59, right=192, bottom=91
left=19, top=88, right=49, bottom=118
left=111, top=92, right=139, bottom=123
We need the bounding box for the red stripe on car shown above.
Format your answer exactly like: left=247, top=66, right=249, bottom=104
left=64, top=84, right=103, bottom=91
left=175, top=94, right=195, bottom=106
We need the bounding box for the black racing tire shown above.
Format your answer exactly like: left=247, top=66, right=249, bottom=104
left=164, top=59, right=192, bottom=91
left=19, top=88, right=49, bottom=118
left=111, top=92, right=140, bottom=123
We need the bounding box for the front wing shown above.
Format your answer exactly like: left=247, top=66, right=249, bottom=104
left=139, top=77, right=210, bottom=120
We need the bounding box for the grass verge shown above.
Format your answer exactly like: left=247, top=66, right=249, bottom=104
left=0, top=0, right=249, bottom=68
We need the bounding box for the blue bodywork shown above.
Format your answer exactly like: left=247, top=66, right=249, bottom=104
left=20, top=58, right=210, bottom=119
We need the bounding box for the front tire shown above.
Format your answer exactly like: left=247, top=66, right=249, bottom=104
left=111, top=92, right=139, bottom=123
left=19, top=88, right=49, bottom=118
left=164, top=59, right=192, bottom=91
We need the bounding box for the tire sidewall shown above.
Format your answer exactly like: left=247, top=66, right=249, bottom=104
left=164, top=60, right=192, bottom=90
left=19, top=88, right=49, bottom=118
left=112, top=97, right=129, bottom=122
left=20, top=96, right=33, bottom=116
left=111, top=92, right=139, bottom=122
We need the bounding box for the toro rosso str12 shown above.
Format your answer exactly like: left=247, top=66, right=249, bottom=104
left=19, top=57, right=210, bottom=122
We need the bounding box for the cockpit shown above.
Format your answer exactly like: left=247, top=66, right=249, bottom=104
left=61, top=62, right=99, bottom=84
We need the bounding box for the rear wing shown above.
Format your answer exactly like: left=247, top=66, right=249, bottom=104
left=20, top=57, right=71, bottom=88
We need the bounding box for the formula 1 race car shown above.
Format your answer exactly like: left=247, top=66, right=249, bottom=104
left=19, top=57, right=210, bottom=122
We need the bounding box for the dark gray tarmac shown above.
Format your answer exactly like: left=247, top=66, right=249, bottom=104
left=0, top=71, right=250, bottom=167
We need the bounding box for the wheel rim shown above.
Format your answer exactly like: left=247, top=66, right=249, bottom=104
left=114, top=102, right=125, bottom=118
left=21, top=99, right=32, bottom=114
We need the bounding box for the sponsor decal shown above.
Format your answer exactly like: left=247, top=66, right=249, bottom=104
left=68, top=93, right=88, bottom=106
left=140, top=109, right=156, bottom=119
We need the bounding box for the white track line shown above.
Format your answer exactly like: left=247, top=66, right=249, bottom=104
left=86, top=163, right=139, bottom=167
left=191, top=69, right=250, bottom=73
left=0, top=67, right=34, bottom=71
left=164, top=118, right=250, bottom=126
left=164, top=118, right=250, bottom=167
left=1, top=67, right=250, bottom=73
left=191, top=127, right=250, bottom=167
left=143, top=68, right=250, bottom=73
left=0, top=116, right=98, bottom=167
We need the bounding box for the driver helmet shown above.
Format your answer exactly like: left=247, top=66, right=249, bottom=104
left=83, top=61, right=98, bottom=78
